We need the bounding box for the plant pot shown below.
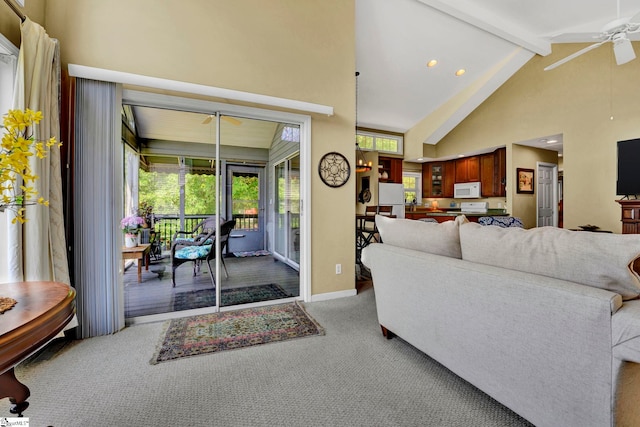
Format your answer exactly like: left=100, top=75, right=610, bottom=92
left=124, top=233, right=138, bottom=248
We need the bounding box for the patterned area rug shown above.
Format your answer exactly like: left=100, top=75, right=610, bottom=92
left=172, top=284, right=291, bottom=311
left=151, top=301, right=324, bottom=364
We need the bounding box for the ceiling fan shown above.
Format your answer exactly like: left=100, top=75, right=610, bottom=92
left=544, top=2, right=640, bottom=71
left=202, top=114, right=242, bottom=126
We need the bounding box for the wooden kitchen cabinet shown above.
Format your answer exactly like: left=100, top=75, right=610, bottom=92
left=422, top=161, right=454, bottom=198
left=455, top=156, right=480, bottom=183
left=378, top=156, right=403, bottom=183
left=480, top=148, right=506, bottom=197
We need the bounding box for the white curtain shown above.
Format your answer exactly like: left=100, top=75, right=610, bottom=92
left=2, top=18, right=70, bottom=286
left=124, top=144, right=139, bottom=216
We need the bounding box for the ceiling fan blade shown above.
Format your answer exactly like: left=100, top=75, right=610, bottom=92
left=544, top=41, right=607, bottom=71
left=222, top=116, right=242, bottom=126
left=202, top=115, right=241, bottom=125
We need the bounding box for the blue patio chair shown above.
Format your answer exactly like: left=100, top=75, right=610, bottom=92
left=170, top=219, right=236, bottom=287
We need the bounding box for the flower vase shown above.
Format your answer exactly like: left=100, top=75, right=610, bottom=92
left=125, top=233, right=138, bottom=248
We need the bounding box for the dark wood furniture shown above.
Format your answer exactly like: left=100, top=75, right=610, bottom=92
left=617, top=199, right=640, bottom=234
left=422, top=148, right=505, bottom=199
left=378, top=156, right=403, bottom=183
left=122, top=243, right=151, bottom=282
left=480, top=148, right=506, bottom=197
left=454, top=156, right=480, bottom=183
left=422, top=161, right=455, bottom=198
left=0, top=281, right=76, bottom=416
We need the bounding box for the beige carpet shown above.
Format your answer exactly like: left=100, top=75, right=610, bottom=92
left=1, top=287, right=533, bottom=426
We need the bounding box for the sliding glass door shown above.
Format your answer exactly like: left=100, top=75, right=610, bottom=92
left=122, top=105, right=302, bottom=321
left=274, top=154, right=300, bottom=268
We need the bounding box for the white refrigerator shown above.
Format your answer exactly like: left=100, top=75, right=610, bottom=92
left=378, top=183, right=405, bottom=219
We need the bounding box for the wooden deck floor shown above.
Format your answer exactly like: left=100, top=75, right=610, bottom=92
left=123, top=252, right=300, bottom=319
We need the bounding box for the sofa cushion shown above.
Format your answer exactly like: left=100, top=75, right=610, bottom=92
left=375, top=214, right=466, bottom=259
left=478, top=216, right=524, bottom=228
left=459, top=222, right=640, bottom=300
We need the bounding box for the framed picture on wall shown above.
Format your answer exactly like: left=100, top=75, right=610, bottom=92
left=517, top=168, right=534, bottom=194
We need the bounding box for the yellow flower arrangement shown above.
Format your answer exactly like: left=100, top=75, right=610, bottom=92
left=1, top=109, right=61, bottom=224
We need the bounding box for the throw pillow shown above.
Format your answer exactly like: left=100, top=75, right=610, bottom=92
left=375, top=214, right=465, bottom=259
left=459, top=222, right=640, bottom=300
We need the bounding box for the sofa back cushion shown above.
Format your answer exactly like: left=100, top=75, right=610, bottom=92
left=375, top=214, right=466, bottom=259
left=459, top=222, right=640, bottom=300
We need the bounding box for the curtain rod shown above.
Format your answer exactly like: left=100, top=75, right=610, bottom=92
left=3, top=0, right=26, bottom=22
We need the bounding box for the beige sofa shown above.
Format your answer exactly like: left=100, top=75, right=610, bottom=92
left=362, top=216, right=640, bottom=427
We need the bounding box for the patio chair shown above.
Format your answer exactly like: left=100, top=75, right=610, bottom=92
left=172, top=215, right=224, bottom=244
left=170, top=219, right=236, bottom=288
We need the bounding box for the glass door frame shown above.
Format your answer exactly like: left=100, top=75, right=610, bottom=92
left=273, top=153, right=301, bottom=270
left=122, top=90, right=312, bottom=314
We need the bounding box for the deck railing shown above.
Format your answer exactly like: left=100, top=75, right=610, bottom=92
left=149, top=213, right=299, bottom=249
left=151, top=214, right=260, bottom=249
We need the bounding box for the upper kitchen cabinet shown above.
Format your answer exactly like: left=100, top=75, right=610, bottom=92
left=455, top=156, right=480, bottom=183
left=378, top=156, right=403, bottom=183
left=480, top=148, right=506, bottom=197
left=423, top=161, right=454, bottom=198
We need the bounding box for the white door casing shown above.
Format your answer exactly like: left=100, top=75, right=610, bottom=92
left=537, top=162, right=558, bottom=227
left=121, top=90, right=312, bottom=303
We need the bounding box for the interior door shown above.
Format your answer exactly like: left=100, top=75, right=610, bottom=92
left=537, top=163, right=557, bottom=227
left=225, top=164, right=265, bottom=254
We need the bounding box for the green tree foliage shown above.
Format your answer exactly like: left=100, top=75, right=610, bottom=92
left=138, top=170, right=180, bottom=214
left=185, top=174, right=216, bottom=215
left=232, top=175, right=259, bottom=213
left=139, top=167, right=260, bottom=216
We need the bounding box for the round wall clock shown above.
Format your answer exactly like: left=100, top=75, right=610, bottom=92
left=318, top=152, right=351, bottom=188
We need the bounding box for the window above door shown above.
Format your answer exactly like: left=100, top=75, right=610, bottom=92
left=356, top=129, right=403, bottom=156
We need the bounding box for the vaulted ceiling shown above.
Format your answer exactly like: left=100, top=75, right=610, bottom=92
left=132, top=1, right=640, bottom=158
left=356, top=0, right=640, bottom=157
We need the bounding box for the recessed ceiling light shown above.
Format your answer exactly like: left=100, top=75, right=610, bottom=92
left=455, top=69, right=466, bottom=76
left=427, top=60, right=438, bottom=68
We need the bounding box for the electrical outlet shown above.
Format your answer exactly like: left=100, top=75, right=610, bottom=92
left=336, top=264, right=342, bottom=274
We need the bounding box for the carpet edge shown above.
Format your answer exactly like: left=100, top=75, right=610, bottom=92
left=295, top=300, right=326, bottom=336
left=149, top=319, right=173, bottom=365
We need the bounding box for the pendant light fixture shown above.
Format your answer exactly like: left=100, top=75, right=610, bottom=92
left=355, top=71, right=372, bottom=173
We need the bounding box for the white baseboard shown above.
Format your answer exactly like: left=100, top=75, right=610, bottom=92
left=309, top=288, right=357, bottom=302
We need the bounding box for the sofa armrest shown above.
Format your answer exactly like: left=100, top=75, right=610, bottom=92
left=613, top=300, right=640, bottom=363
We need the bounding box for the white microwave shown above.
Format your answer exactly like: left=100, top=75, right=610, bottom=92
left=454, top=182, right=481, bottom=198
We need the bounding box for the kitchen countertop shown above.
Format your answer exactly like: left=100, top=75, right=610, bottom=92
left=409, top=208, right=509, bottom=217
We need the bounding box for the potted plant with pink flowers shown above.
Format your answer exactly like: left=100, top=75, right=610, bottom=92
left=121, top=214, right=144, bottom=248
